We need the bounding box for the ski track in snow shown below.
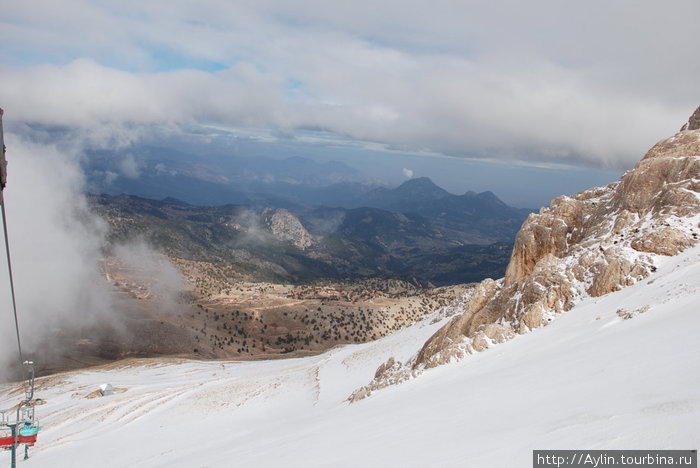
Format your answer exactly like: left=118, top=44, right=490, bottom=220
left=1, top=245, right=699, bottom=467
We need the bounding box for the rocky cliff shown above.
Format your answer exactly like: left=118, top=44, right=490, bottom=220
left=350, top=107, right=700, bottom=401
left=263, top=208, right=315, bottom=250
left=681, top=105, right=700, bottom=131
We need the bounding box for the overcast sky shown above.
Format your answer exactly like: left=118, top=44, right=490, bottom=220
left=1, top=1, right=699, bottom=204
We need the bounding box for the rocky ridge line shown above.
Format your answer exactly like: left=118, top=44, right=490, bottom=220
left=350, top=108, right=700, bottom=402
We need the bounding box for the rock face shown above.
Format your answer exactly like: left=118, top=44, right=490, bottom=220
left=681, top=105, right=700, bottom=131
left=352, top=108, right=700, bottom=398
left=263, top=208, right=314, bottom=250
left=415, top=125, right=699, bottom=368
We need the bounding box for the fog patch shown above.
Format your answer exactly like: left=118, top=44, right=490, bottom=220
left=0, top=135, right=113, bottom=380
left=118, top=153, right=140, bottom=179
left=0, top=131, right=187, bottom=382
left=108, top=239, right=185, bottom=312
left=103, top=170, right=118, bottom=185
left=228, top=209, right=275, bottom=247
left=303, top=210, right=346, bottom=236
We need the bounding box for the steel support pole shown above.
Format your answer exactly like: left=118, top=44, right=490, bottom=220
left=9, top=423, right=16, bottom=468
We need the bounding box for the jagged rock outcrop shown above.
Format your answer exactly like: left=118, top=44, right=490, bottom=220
left=352, top=108, right=700, bottom=399
left=416, top=121, right=699, bottom=368
left=681, top=105, right=700, bottom=131
left=262, top=208, right=314, bottom=250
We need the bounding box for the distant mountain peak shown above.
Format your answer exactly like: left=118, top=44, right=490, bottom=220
left=403, top=176, right=434, bottom=185
left=459, top=190, right=506, bottom=207
left=394, top=177, right=450, bottom=199
left=475, top=190, right=503, bottom=203
left=350, top=176, right=526, bottom=239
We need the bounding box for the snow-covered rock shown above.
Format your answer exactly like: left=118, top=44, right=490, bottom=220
left=360, top=108, right=700, bottom=387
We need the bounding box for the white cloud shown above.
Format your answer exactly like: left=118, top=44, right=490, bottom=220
left=0, top=1, right=698, bottom=169
left=402, top=168, right=414, bottom=178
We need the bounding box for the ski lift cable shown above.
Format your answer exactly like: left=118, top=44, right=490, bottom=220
left=1, top=196, right=24, bottom=370
left=0, top=107, right=24, bottom=372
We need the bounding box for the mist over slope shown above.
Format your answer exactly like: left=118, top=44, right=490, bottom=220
left=0, top=132, right=197, bottom=380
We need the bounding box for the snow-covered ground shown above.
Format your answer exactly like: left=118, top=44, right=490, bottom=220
left=2, top=244, right=699, bottom=467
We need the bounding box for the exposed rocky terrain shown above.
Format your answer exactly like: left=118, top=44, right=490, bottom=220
left=350, top=107, right=700, bottom=400
left=30, top=251, right=471, bottom=377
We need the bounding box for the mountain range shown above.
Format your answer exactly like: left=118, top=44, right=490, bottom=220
left=84, top=140, right=534, bottom=287
left=85, top=139, right=532, bottom=285
left=84, top=145, right=377, bottom=207
left=83, top=144, right=532, bottom=217
left=90, top=179, right=523, bottom=285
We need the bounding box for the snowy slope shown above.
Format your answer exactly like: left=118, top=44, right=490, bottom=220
left=2, top=244, right=699, bottom=467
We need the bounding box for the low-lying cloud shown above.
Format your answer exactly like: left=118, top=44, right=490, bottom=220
left=0, top=134, right=108, bottom=378
left=0, top=58, right=686, bottom=170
